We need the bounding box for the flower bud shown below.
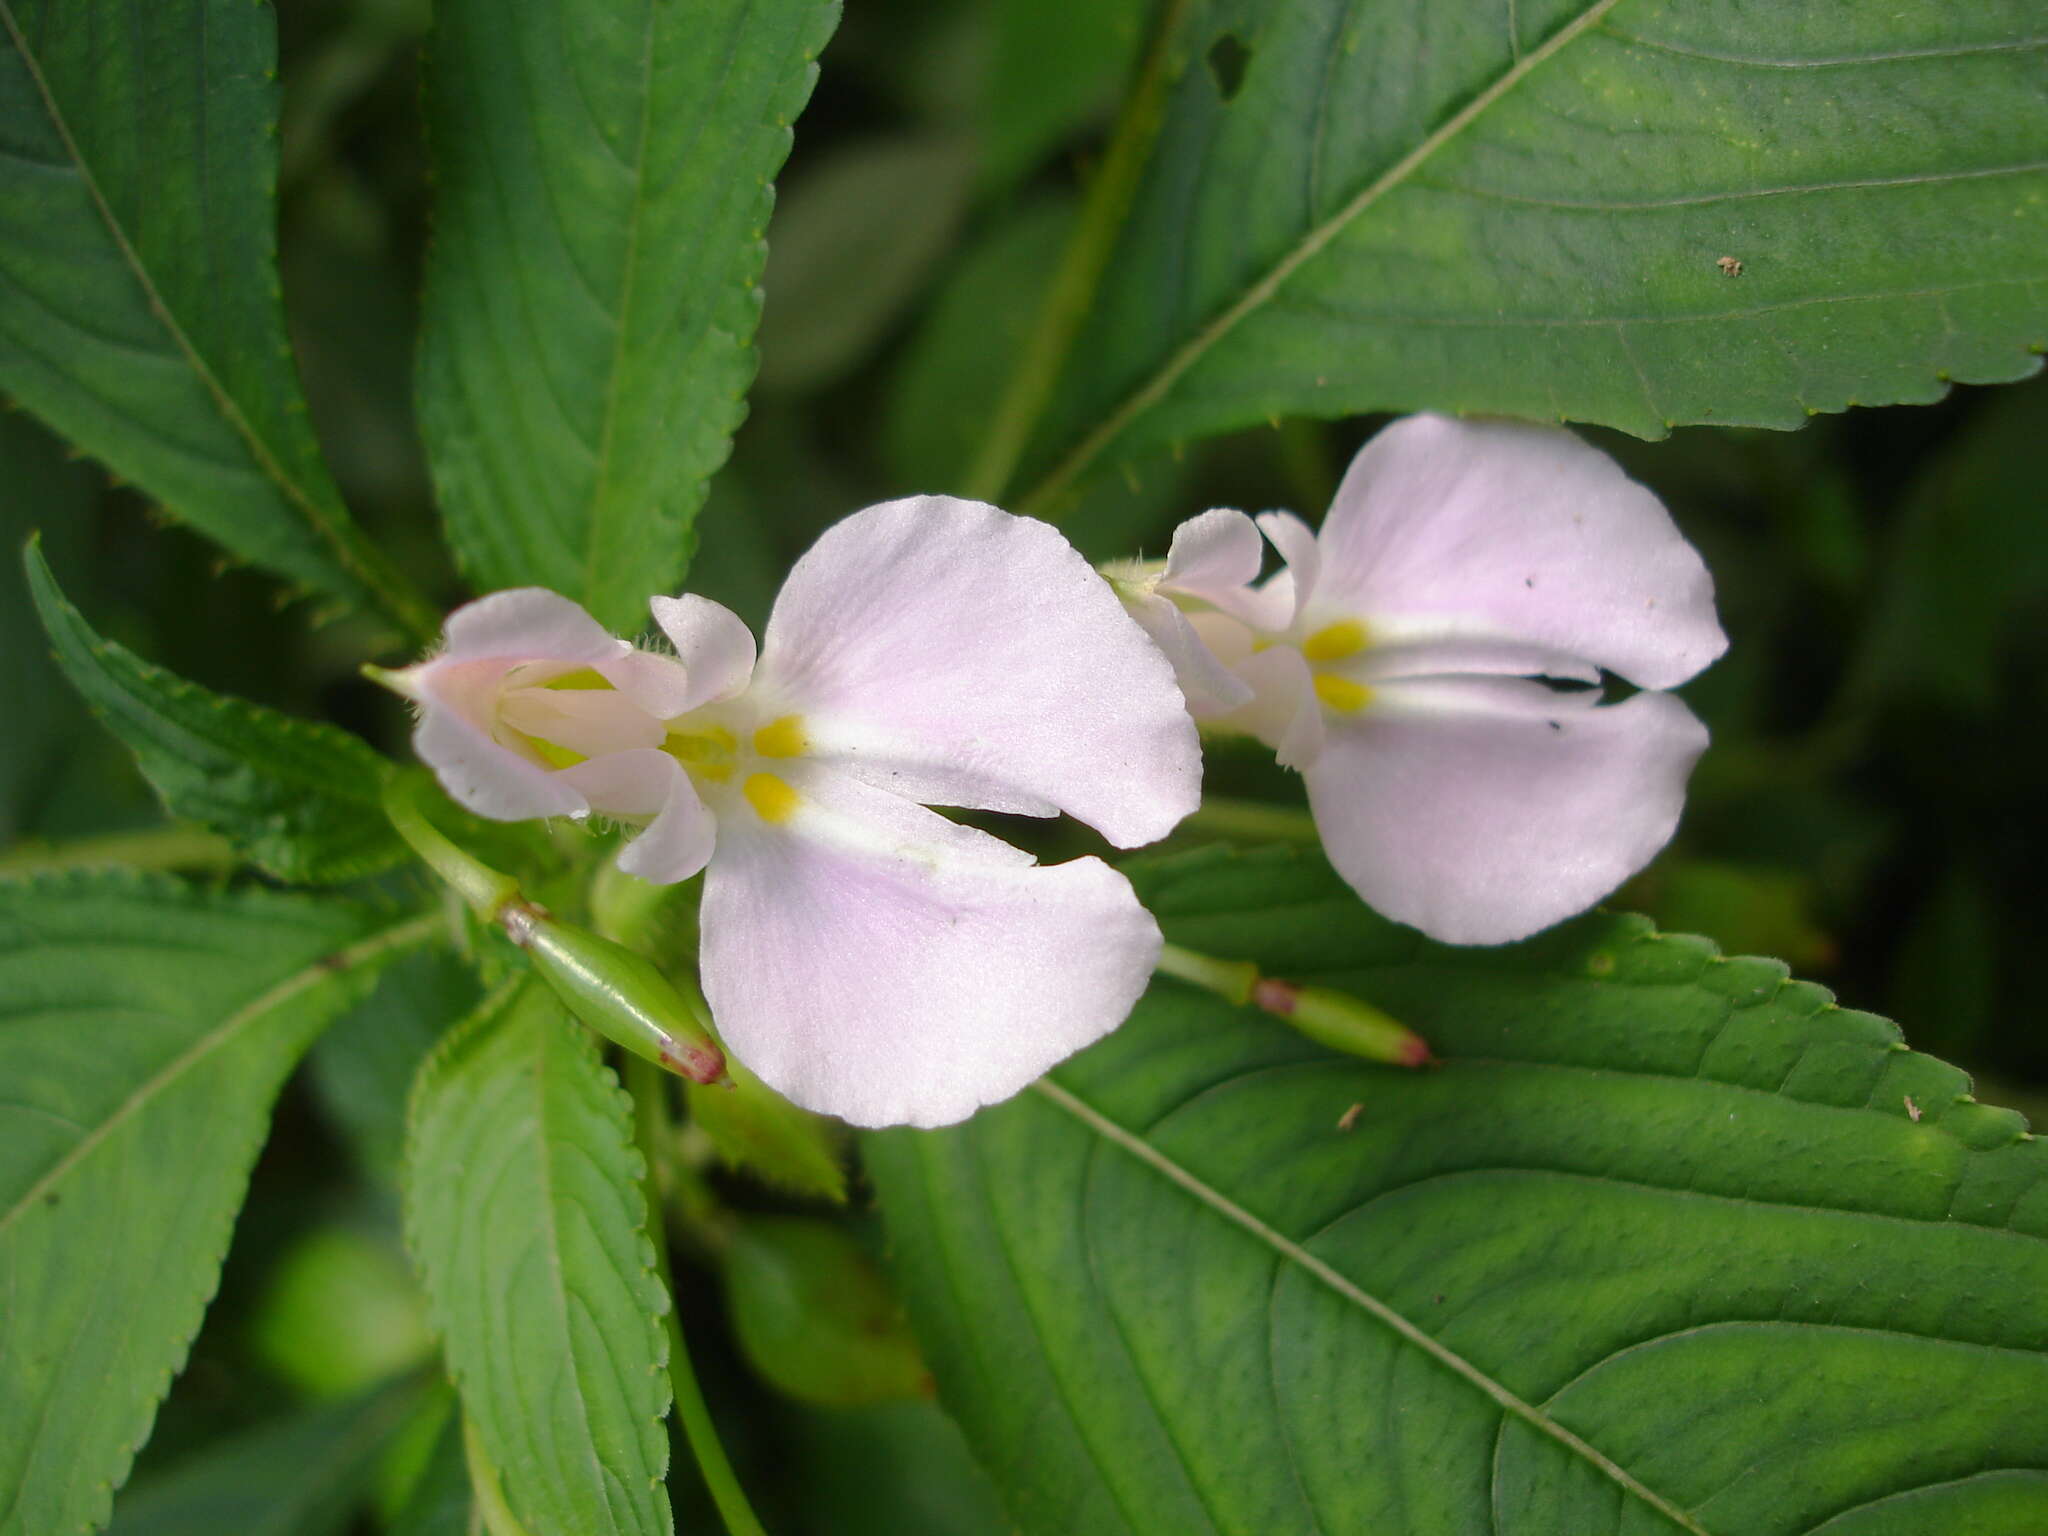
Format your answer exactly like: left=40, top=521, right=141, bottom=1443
left=722, top=1216, right=931, bottom=1407
left=501, top=903, right=726, bottom=1083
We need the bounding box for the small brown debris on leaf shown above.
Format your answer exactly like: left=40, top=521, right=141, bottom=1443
left=1904, top=1095, right=1922, bottom=1122
left=1337, top=1102, right=1365, bottom=1132
left=1716, top=255, right=1744, bottom=277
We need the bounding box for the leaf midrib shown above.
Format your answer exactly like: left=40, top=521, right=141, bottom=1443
left=0, top=910, right=441, bottom=1237
left=1030, top=1075, right=1715, bottom=1536
left=0, top=1, right=433, bottom=639
left=1017, top=0, right=1626, bottom=516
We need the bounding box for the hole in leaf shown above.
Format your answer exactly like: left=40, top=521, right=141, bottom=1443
left=1207, top=33, right=1251, bottom=102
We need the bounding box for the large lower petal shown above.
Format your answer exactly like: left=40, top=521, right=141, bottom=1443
left=754, top=496, right=1199, bottom=847
left=699, top=766, right=1160, bottom=1128
left=1315, top=415, right=1727, bottom=691
left=1303, top=678, right=1708, bottom=945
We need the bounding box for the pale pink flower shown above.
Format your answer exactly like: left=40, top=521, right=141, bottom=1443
left=393, top=498, right=1201, bottom=1127
left=1122, top=414, right=1727, bottom=945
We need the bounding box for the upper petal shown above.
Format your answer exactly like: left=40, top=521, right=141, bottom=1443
left=441, top=588, right=630, bottom=667
left=755, top=496, right=1201, bottom=848
left=1254, top=510, right=1321, bottom=629
left=1123, top=592, right=1254, bottom=717
left=413, top=665, right=587, bottom=822
left=1302, top=677, right=1709, bottom=945
left=699, top=764, right=1159, bottom=1127
left=1158, top=509, right=1290, bottom=630
left=649, top=594, right=758, bottom=714
left=1315, top=414, right=1727, bottom=690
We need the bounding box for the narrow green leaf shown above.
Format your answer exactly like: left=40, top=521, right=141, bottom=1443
left=418, top=0, right=840, bottom=631
left=0, top=873, right=437, bottom=1536
left=0, top=0, right=435, bottom=638
left=1021, top=0, right=2048, bottom=512
left=870, top=846, right=2048, bottom=1535
left=24, top=539, right=406, bottom=885
left=104, top=1379, right=423, bottom=1536
left=405, top=981, right=673, bottom=1536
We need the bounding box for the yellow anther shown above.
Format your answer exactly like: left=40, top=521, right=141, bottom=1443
left=541, top=667, right=614, bottom=691
left=1302, top=620, right=1369, bottom=663
left=752, top=715, right=807, bottom=759
left=1313, top=674, right=1373, bottom=714
left=744, top=772, right=801, bottom=824
left=666, top=723, right=737, bottom=783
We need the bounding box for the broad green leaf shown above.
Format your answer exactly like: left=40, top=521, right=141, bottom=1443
left=405, top=982, right=673, bottom=1536
left=983, top=0, right=1148, bottom=192
left=0, top=873, right=437, bottom=1536
left=104, top=1379, right=423, bottom=1536
left=24, top=541, right=406, bottom=885
left=417, top=0, right=840, bottom=631
left=869, top=846, right=2048, bottom=1536
left=1019, top=0, right=2048, bottom=511
left=0, top=0, right=434, bottom=638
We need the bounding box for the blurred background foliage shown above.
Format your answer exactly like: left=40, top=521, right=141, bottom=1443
left=3, top=0, right=2043, bottom=1527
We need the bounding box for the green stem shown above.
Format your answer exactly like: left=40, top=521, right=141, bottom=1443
left=1182, top=795, right=1321, bottom=845
left=0, top=822, right=237, bottom=876
left=962, top=0, right=1194, bottom=509
left=380, top=773, right=521, bottom=918
left=627, top=1055, right=769, bottom=1536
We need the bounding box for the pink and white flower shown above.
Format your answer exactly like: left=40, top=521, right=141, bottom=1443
left=392, top=498, right=1201, bottom=1127
left=1119, top=414, right=1727, bottom=946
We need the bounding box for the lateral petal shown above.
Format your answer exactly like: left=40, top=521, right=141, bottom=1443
left=1303, top=677, right=1708, bottom=945
left=1316, top=414, right=1727, bottom=690
left=699, top=765, right=1160, bottom=1127
left=755, top=496, right=1200, bottom=847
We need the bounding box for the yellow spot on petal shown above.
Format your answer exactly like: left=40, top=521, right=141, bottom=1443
left=542, top=667, right=613, bottom=691
left=744, top=772, right=801, bottom=824
left=1302, top=620, right=1369, bottom=663
left=1313, top=674, right=1373, bottom=714
left=752, top=714, right=807, bottom=759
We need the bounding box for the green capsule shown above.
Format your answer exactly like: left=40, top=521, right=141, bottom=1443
left=723, top=1216, right=931, bottom=1408
left=1251, top=977, right=1434, bottom=1067
left=502, top=904, right=726, bottom=1083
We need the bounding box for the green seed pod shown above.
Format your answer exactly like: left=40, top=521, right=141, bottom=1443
left=723, top=1216, right=931, bottom=1407
left=687, top=1053, right=846, bottom=1204
left=1251, top=978, right=1433, bottom=1067
left=503, top=904, right=726, bottom=1083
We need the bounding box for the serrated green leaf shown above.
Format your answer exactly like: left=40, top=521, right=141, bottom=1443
left=0, top=0, right=435, bottom=638
left=104, top=1379, right=423, bottom=1536
left=0, top=872, right=438, bottom=1536
left=1020, top=0, right=2048, bottom=512
left=405, top=982, right=673, bottom=1536
left=869, top=846, right=2048, bottom=1535
left=417, top=0, right=840, bottom=631
left=24, top=540, right=407, bottom=885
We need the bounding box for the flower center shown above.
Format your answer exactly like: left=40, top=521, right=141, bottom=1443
left=663, top=710, right=810, bottom=822
left=1299, top=620, right=1374, bottom=715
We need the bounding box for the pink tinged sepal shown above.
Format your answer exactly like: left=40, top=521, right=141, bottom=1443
left=699, top=765, right=1162, bottom=1129
left=751, top=495, right=1201, bottom=848
left=1314, top=414, right=1728, bottom=691
left=1303, top=678, right=1710, bottom=946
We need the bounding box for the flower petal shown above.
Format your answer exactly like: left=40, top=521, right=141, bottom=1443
left=650, top=593, right=758, bottom=713
left=1123, top=592, right=1254, bottom=716
left=756, top=496, right=1200, bottom=847
left=1205, top=637, right=1324, bottom=769
left=1302, top=677, right=1708, bottom=945
left=1254, top=510, right=1321, bottom=629
left=699, top=765, right=1159, bottom=1127
left=441, top=588, right=628, bottom=667
left=1315, top=414, right=1727, bottom=690
left=555, top=749, right=717, bottom=885
left=1157, top=508, right=1290, bottom=630
left=414, top=670, right=587, bottom=822
left=496, top=686, right=665, bottom=758
left=596, top=650, right=699, bottom=719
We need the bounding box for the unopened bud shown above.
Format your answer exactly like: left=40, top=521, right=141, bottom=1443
left=723, top=1216, right=931, bottom=1407
left=502, top=903, right=725, bottom=1083
left=1251, top=978, right=1433, bottom=1067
